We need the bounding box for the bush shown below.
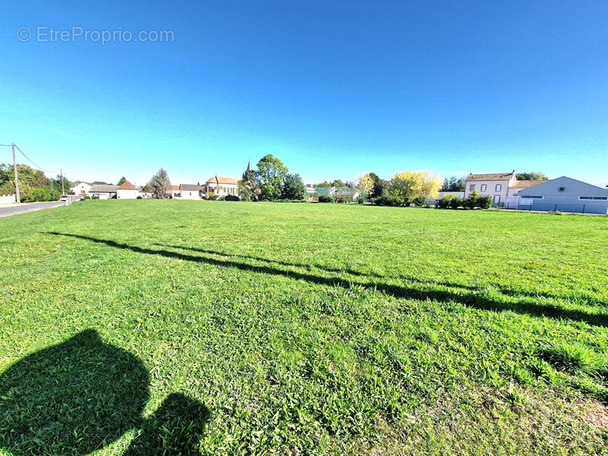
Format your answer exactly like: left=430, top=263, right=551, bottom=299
left=373, top=195, right=401, bottom=207
left=412, top=196, right=427, bottom=207
left=83, top=195, right=91, bottom=200
left=335, top=195, right=347, bottom=204
left=92, top=195, right=99, bottom=200
left=136, top=195, right=143, bottom=199
left=357, top=196, right=366, bottom=204
left=449, top=197, right=463, bottom=209
left=477, top=196, right=492, bottom=209
left=206, top=192, right=218, bottom=201
left=225, top=195, right=240, bottom=201
left=50, top=190, right=61, bottom=201
left=318, top=195, right=334, bottom=203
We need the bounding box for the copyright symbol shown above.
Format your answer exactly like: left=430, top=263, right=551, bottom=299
left=17, top=27, right=31, bottom=42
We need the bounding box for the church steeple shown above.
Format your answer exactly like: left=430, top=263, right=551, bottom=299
left=247, top=159, right=252, bottom=172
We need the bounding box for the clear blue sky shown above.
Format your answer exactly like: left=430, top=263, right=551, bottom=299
left=1, top=0, right=607, bottom=187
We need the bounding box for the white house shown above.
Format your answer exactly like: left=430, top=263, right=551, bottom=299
left=176, top=184, right=201, bottom=200
left=464, top=172, right=517, bottom=205
left=70, top=182, right=92, bottom=196
left=517, top=176, right=608, bottom=214
left=205, top=176, right=239, bottom=197
left=116, top=181, right=139, bottom=199
left=89, top=184, right=117, bottom=200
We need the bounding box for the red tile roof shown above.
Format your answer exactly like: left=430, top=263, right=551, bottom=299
left=117, top=181, right=137, bottom=190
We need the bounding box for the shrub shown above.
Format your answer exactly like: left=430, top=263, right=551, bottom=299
left=335, top=195, right=347, bottom=204
left=136, top=195, right=143, bottom=199
left=92, top=195, right=99, bottom=200
left=412, top=196, right=427, bottom=207
left=83, top=195, right=91, bottom=200
left=206, top=192, right=218, bottom=201
left=318, top=195, right=334, bottom=203
left=357, top=196, right=366, bottom=204
left=225, top=195, right=240, bottom=201
left=373, top=195, right=401, bottom=207
left=449, top=197, right=463, bottom=209
left=477, top=196, right=492, bottom=209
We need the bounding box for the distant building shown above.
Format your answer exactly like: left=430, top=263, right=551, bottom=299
left=89, top=184, right=117, bottom=200
left=517, top=176, right=608, bottom=214
left=177, top=184, right=201, bottom=200
left=205, top=176, right=239, bottom=197
left=70, top=182, right=92, bottom=196
left=464, top=172, right=517, bottom=206
left=116, top=181, right=139, bottom=199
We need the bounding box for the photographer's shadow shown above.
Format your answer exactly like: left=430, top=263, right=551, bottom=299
left=0, top=329, right=208, bottom=455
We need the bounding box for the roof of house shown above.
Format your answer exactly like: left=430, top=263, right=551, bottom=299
left=89, top=184, right=117, bottom=193
left=510, top=179, right=548, bottom=189
left=465, top=172, right=515, bottom=181
left=117, top=181, right=137, bottom=190
left=180, top=184, right=200, bottom=191
left=172, top=185, right=179, bottom=191
left=206, top=176, right=239, bottom=185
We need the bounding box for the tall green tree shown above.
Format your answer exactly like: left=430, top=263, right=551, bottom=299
left=440, top=176, right=465, bottom=192
left=117, top=177, right=127, bottom=186
left=281, top=174, right=305, bottom=200
left=238, top=166, right=258, bottom=202
left=516, top=172, right=548, bottom=181
left=255, top=154, right=288, bottom=201
left=148, top=168, right=172, bottom=199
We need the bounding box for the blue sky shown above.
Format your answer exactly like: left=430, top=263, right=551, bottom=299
left=1, top=1, right=607, bottom=187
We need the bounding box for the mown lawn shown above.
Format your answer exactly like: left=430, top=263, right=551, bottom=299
left=1, top=200, right=607, bottom=455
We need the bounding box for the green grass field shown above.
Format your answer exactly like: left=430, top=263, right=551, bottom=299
left=1, top=200, right=607, bottom=455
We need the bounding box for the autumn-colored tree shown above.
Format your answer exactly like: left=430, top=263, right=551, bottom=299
left=390, top=170, right=442, bottom=203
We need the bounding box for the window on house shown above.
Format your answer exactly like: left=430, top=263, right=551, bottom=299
left=521, top=195, right=543, bottom=199
left=594, top=197, right=608, bottom=200
left=469, top=184, right=476, bottom=191
left=580, top=196, right=608, bottom=200
left=559, top=187, right=566, bottom=192
left=480, top=184, right=487, bottom=192
left=495, top=184, right=502, bottom=192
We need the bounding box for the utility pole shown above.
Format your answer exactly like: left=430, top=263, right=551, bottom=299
left=12, top=143, right=20, bottom=203
left=60, top=168, right=65, bottom=195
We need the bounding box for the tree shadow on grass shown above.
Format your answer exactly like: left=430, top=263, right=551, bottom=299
left=47, top=232, right=608, bottom=328
left=163, top=245, right=605, bottom=307
left=0, top=329, right=208, bottom=455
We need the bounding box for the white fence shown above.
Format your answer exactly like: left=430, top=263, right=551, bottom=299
left=0, top=194, right=16, bottom=204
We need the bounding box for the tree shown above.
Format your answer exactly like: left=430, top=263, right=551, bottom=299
left=516, top=172, right=548, bottom=181
left=440, top=176, right=465, bottom=192
left=255, top=154, right=288, bottom=201
left=281, top=174, right=305, bottom=200
left=390, top=170, right=442, bottom=204
left=148, top=168, right=172, bottom=199
left=117, top=176, right=127, bottom=186
left=356, top=174, right=375, bottom=198
left=238, top=167, right=258, bottom=202
left=368, top=173, right=386, bottom=199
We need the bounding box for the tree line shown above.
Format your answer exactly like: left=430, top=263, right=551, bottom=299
left=0, top=164, right=70, bottom=202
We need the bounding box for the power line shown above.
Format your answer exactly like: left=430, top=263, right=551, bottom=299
left=13, top=144, right=60, bottom=175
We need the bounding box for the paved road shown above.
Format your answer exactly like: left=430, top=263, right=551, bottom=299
left=0, top=201, right=68, bottom=218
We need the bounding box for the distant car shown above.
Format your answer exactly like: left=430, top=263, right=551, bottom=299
left=60, top=195, right=69, bottom=202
